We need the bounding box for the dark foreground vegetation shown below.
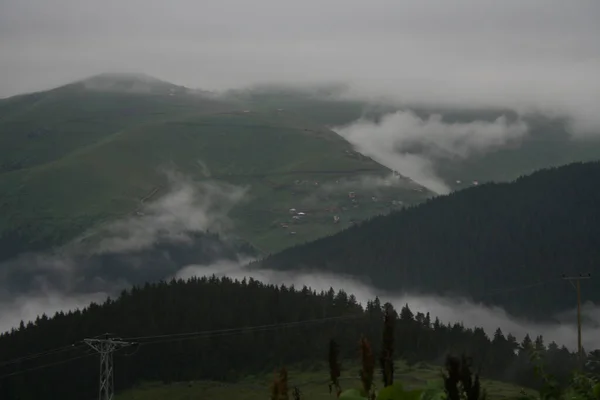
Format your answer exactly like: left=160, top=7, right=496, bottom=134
left=0, top=277, right=597, bottom=399
left=255, top=161, right=600, bottom=318
left=272, top=308, right=600, bottom=400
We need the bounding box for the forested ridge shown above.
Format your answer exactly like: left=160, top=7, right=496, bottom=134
left=254, top=161, right=600, bottom=318
left=0, top=277, right=592, bottom=400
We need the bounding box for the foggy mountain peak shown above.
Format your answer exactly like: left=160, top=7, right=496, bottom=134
left=77, top=72, right=189, bottom=95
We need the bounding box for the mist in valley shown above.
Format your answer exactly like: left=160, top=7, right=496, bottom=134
left=0, top=174, right=597, bottom=355
left=176, top=261, right=600, bottom=352
left=4, top=253, right=596, bottom=353
left=333, top=111, right=530, bottom=194
left=0, top=173, right=253, bottom=332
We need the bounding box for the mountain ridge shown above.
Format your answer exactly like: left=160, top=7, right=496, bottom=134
left=0, top=80, right=431, bottom=261
left=252, top=160, right=600, bottom=318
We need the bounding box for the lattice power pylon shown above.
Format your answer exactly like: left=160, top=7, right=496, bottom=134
left=84, top=335, right=135, bottom=400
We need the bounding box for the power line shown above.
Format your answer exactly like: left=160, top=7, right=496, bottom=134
left=0, top=343, right=86, bottom=367
left=0, top=275, right=572, bottom=400
left=480, top=277, right=561, bottom=298
left=0, top=315, right=361, bottom=381
left=122, top=278, right=558, bottom=345
left=0, top=333, right=127, bottom=368
left=0, top=277, right=561, bottom=360
left=131, top=315, right=365, bottom=348
left=0, top=315, right=363, bottom=382
left=562, top=272, right=592, bottom=368
left=0, top=277, right=558, bottom=367
left=0, top=350, right=97, bottom=380
left=0, top=277, right=564, bottom=383
left=122, top=313, right=366, bottom=343
left=117, top=278, right=564, bottom=377
left=136, top=322, right=342, bottom=347
left=0, top=344, right=139, bottom=381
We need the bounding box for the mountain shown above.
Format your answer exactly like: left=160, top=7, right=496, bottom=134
left=227, top=86, right=600, bottom=193
left=0, top=276, right=581, bottom=400
left=431, top=113, right=600, bottom=190
left=77, top=72, right=191, bottom=95
left=0, top=74, right=431, bottom=261
left=253, top=161, right=600, bottom=318
left=222, top=83, right=385, bottom=126
left=3, top=74, right=598, bottom=276
left=0, top=73, right=231, bottom=173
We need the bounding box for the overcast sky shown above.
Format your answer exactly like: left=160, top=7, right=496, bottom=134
left=1, top=0, right=599, bottom=131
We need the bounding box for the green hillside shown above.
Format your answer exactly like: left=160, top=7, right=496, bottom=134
left=3, top=77, right=598, bottom=263
left=222, top=84, right=393, bottom=126
left=228, top=86, right=600, bottom=192
left=0, top=76, right=430, bottom=260
left=433, top=114, right=600, bottom=189
left=0, top=75, right=232, bottom=173
left=254, top=161, right=600, bottom=318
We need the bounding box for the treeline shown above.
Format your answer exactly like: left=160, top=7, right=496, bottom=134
left=254, top=161, right=600, bottom=318
left=0, top=276, right=591, bottom=400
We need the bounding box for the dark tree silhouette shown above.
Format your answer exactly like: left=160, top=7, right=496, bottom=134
left=0, top=276, right=585, bottom=400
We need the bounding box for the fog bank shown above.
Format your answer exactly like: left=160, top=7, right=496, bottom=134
left=177, top=262, right=600, bottom=352
left=1, top=0, right=599, bottom=134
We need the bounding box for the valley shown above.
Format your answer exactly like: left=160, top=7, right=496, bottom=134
left=0, top=77, right=432, bottom=261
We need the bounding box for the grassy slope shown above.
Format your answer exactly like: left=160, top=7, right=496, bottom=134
left=8, top=82, right=595, bottom=258
left=255, top=161, right=600, bottom=318
left=117, top=361, right=531, bottom=400
left=434, top=115, right=600, bottom=189
left=229, top=88, right=600, bottom=191
left=0, top=83, right=234, bottom=172
left=0, top=87, right=430, bottom=256
left=224, top=87, right=387, bottom=126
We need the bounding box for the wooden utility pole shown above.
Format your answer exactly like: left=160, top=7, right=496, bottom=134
left=562, top=273, right=591, bottom=367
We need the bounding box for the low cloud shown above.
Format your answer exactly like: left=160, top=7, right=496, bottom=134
left=300, top=172, right=426, bottom=207
left=0, top=291, right=108, bottom=333
left=175, top=256, right=258, bottom=281
left=92, top=172, right=247, bottom=253
left=4, top=246, right=599, bottom=352
left=2, top=0, right=599, bottom=134
left=318, top=174, right=420, bottom=194
left=1, top=172, right=596, bottom=352
left=333, top=111, right=529, bottom=194
left=179, top=262, right=600, bottom=352
left=0, top=173, right=251, bottom=332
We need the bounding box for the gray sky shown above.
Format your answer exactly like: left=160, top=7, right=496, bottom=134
left=1, top=0, right=599, bottom=132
